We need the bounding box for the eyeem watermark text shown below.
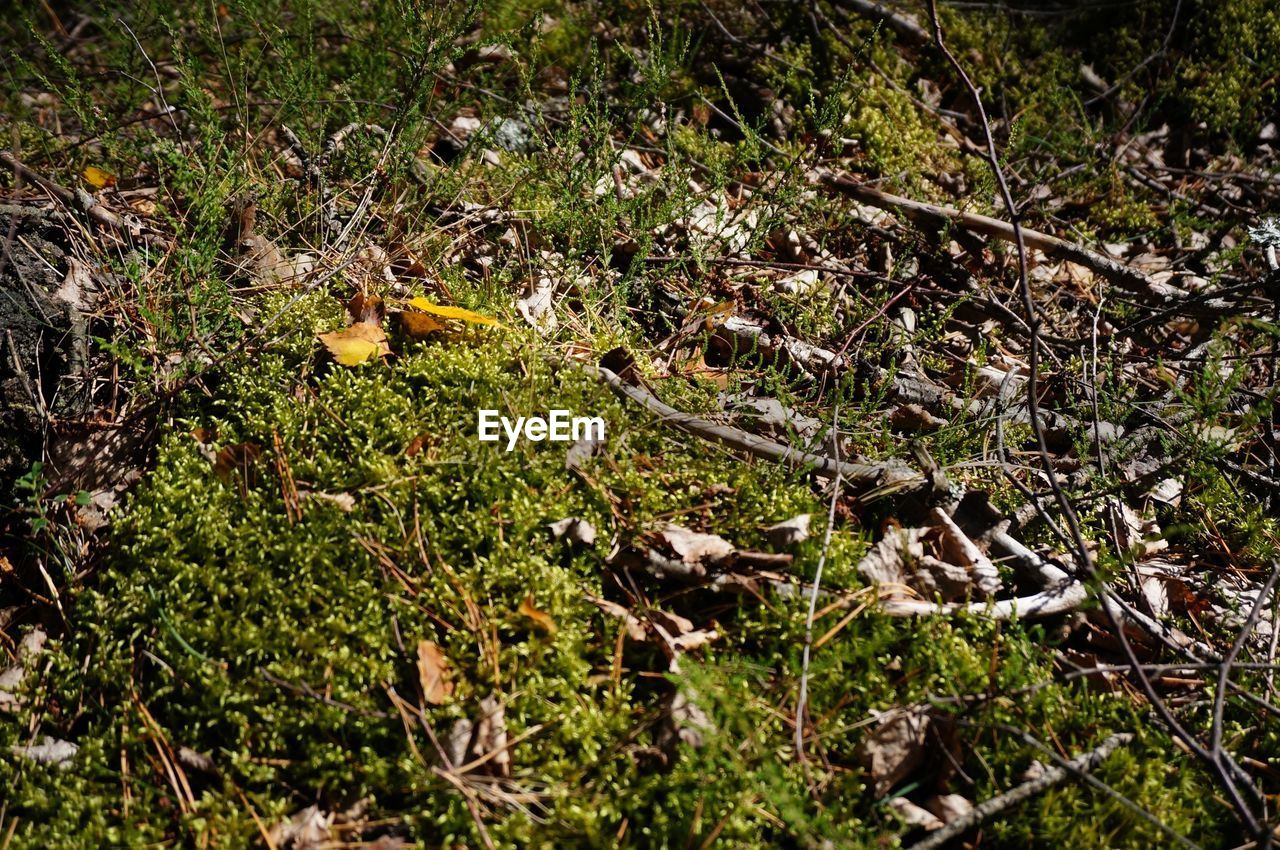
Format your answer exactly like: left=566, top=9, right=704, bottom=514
left=478, top=409, right=605, bottom=451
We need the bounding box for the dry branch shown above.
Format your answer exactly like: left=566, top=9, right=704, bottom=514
left=591, top=365, right=927, bottom=494
left=1, top=151, right=168, bottom=248
left=817, top=169, right=1187, bottom=301
left=832, top=0, right=929, bottom=45
left=873, top=526, right=1088, bottom=620
left=905, top=733, right=1134, bottom=850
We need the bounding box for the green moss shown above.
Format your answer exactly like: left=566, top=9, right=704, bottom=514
left=1, top=0, right=1266, bottom=845
left=0, top=289, right=1232, bottom=847
left=846, top=78, right=947, bottom=186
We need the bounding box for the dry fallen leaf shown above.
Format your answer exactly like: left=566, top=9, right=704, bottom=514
left=857, top=526, right=926, bottom=588
left=889, top=797, right=944, bottom=831
left=301, top=490, right=356, bottom=512
left=931, top=508, right=1002, bottom=597
left=403, top=296, right=499, bottom=326
left=765, top=514, right=811, bottom=548
left=889, top=403, right=948, bottom=433
left=317, top=323, right=391, bottom=366
left=416, top=640, right=454, bottom=706
left=11, top=736, right=78, bottom=769
left=472, top=695, right=511, bottom=777
left=269, top=805, right=332, bottom=850
left=82, top=165, right=115, bottom=189
left=646, top=609, right=719, bottom=653
left=657, top=687, right=713, bottom=752
left=548, top=516, right=597, bottom=546
left=861, top=708, right=930, bottom=796
left=587, top=596, right=648, bottom=641
left=515, top=274, right=557, bottom=333
left=395, top=310, right=447, bottom=340
left=346, top=292, right=386, bottom=326
left=445, top=716, right=474, bottom=767
left=519, top=594, right=557, bottom=634
left=925, top=793, right=973, bottom=825
left=213, top=442, right=262, bottom=481
left=656, top=523, right=736, bottom=567
left=0, top=627, right=47, bottom=710
left=858, top=512, right=1002, bottom=603
left=404, top=432, right=436, bottom=458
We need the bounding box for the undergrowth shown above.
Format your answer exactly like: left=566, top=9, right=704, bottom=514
left=3, top=0, right=1278, bottom=846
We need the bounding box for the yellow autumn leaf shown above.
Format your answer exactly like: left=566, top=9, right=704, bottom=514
left=317, top=323, right=390, bottom=366
left=518, top=594, right=557, bottom=635
left=404, top=297, right=499, bottom=326
left=82, top=166, right=115, bottom=189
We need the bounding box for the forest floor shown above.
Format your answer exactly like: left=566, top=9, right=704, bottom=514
left=2, top=1, right=1280, bottom=848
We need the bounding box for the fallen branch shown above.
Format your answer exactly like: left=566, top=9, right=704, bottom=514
left=1, top=151, right=168, bottom=248
left=591, top=365, right=927, bottom=495
left=905, top=733, right=1133, bottom=850
left=873, top=526, right=1088, bottom=620
left=832, top=0, right=929, bottom=45
left=817, top=169, right=1187, bottom=301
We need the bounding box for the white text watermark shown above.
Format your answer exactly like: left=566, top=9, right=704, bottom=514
left=478, top=409, right=605, bottom=451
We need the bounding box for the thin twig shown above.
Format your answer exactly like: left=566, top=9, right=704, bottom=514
left=905, top=733, right=1136, bottom=850
left=817, top=171, right=1201, bottom=303
left=591, top=365, right=926, bottom=494
left=795, top=405, right=842, bottom=761
left=924, top=3, right=1269, bottom=840
left=1211, top=563, right=1280, bottom=760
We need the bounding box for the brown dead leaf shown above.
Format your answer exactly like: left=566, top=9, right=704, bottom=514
left=395, top=310, right=447, bottom=340
left=888, top=797, right=943, bottom=831
left=858, top=511, right=1002, bottom=602
left=301, top=490, right=355, bottom=512
left=269, top=805, right=331, bottom=850
left=857, top=526, right=926, bottom=588
left=656, top=523, right=736, bottom=567
left=518, top=594, right=557, bottom=635
left=213, top=442, right=262, bottom=482
left=765, top=514, right=811, bottom=548
left=548, top=516, right=597, bottom=546
left=861, top=707, right=930, bottom=796
left=346, top=292, right=386, bottom=326
left=889, top=403, right=948, bottom=433
left=416, top=640, right=453, bottom=706
left=646, top=609, right=718, bottom=653
left=128, top=197, right=157, bottom=216
left=587, top=596, right=648, bottom=641
left=472, top=696, right=511, bottom=777
left=405, top=432, right=436, bottom=458
left=657, top=687, right=712, bottom=753
left=926, top=793, right=973, bottom=825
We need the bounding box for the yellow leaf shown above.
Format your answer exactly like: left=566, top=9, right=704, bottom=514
left=404, top=297, right=499, bottom=326
left=416, top=640, right=454, bottom=705
left=82, top=166, right=115, bottom=189
left=317, top=323, right=390, bottom=366
left=518, top=594, right=557, bottom=635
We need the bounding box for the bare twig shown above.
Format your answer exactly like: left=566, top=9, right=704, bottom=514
left=1211, top=563, right=1280, bottom=761
left=830, top=0, right=929, bottom=45
left=817, top=170, right=1196, bottom=302
left=591, top=365, right=926, bottom=494
left=905, top=733, right=1136, bottom=850
left=0, top=151, right=168, bottom=248
left=795, top=406, right=842, bottom=761
left=924, top=3, right=1270, bottom=841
